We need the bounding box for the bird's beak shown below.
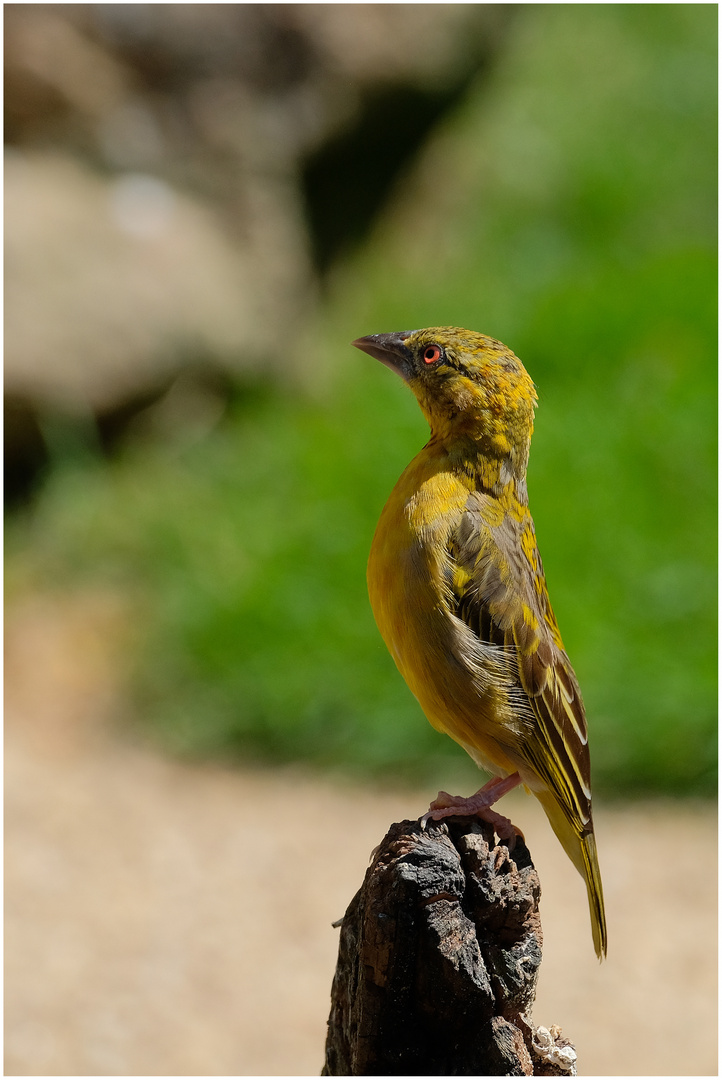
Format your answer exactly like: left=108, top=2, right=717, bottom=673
left=352, top=331, right=416, bottom=381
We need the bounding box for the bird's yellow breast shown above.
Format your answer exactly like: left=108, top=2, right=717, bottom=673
left=368, top=443, right=464, bottom=674
left=367, top=443, right=520, bottom=776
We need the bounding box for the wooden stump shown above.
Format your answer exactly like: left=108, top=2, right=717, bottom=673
left=323, top=817, right=575, bottom=1076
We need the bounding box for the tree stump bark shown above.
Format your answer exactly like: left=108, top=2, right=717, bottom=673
left=323, top=817, right=576, bottom=1076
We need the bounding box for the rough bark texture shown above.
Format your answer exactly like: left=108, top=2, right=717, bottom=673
left=323, top=817, right=575, bottom=1076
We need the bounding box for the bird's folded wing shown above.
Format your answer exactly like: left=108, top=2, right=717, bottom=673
left=448, top=491, right=593, bottom=830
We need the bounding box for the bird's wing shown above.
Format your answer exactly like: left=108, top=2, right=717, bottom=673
left=448, top=490, right=593, bottom=831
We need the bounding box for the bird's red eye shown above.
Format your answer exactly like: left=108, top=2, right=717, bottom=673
left=423, top=345, right=441, bottom=364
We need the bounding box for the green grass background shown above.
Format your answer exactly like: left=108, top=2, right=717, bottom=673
left=8, top=4, right=716, bottom=795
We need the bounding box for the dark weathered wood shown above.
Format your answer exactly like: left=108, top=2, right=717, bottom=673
left=323, top=817, right=576, bottom=1077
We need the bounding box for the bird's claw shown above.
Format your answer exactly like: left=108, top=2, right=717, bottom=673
left=419, top=790, right=524, bottom=850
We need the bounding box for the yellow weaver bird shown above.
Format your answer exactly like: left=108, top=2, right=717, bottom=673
left=354, top=326, right=607, bottom=959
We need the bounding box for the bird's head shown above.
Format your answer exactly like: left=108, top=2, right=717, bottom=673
left=353, top=326, right=537, bottom=475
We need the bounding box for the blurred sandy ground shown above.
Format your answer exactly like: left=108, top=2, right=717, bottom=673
left=5, top=592, right=717, bottom=1077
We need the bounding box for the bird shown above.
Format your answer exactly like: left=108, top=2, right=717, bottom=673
left=353, top=326, right=607, bottom=959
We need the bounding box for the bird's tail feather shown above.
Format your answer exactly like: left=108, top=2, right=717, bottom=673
left=536, top=791, right=608, bottom=959
left=580, top=830, right=607, bottom=959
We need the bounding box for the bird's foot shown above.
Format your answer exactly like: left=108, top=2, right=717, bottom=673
left=420, top=773, right=524, bottom=848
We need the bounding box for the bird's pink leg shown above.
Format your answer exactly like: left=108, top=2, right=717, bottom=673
left=420, top=772, right=524, bottom=844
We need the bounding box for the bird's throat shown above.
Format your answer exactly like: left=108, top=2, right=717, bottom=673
left=431, top=435, right=529, bottom=507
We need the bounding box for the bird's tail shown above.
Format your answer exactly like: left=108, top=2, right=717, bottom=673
left=536, top=791, right=608, bottom=959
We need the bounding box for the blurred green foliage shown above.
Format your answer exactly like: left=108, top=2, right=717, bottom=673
left=8, top=4, right=716, bottom=794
